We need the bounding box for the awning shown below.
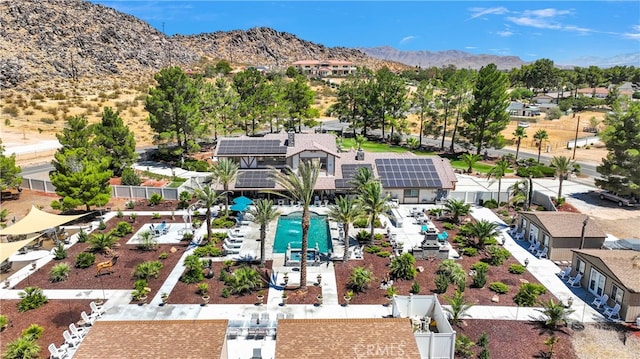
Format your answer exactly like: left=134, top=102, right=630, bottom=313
left=0, top=206, right=87, bottom=236
left=0, top=235, right=42, bottom=263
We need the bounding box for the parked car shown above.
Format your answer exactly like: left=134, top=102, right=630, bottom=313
left=598, top=190, right=638, bottom=207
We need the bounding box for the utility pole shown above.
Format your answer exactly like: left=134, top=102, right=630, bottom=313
left=572, top=116, right=580, bottom=160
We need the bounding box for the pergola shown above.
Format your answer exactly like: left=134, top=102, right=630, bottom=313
left=0, top=206, right=87, bottom=262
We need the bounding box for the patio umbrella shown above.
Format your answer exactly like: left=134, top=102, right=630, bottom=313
left=230, top=203, right=248, bottom=212
left=233, top=196, right=253, bottom=205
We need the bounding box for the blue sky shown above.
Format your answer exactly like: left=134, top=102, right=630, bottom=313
left=90, top=1, right=639, bottom=65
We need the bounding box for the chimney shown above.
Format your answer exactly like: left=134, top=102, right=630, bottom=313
left=356, top=148, right=365, bottom=161
left=287, top=131, right=295, bottom=147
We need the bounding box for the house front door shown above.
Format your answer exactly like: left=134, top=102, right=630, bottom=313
left=588, top=268, right=606, bottom=296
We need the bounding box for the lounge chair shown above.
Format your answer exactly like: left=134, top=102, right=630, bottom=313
left=603, top=303, right=621, bottom=320
left=223, top=244, right=240, bottom=254
left=535, top=246, right=548, bottom=259
left=69, top=323, right=87, bottom=339
left=556, top=267, right=571, bottom=279
left=567, top=273, right=582, bottom=287
left=591, top=294, right=609, bottom=309
left=63, top=330, right=81, bottom=347
left=48, top=343, right=69, bottom=359
left=90, top=301, right=105, bottom=316
left=227, top=229, right=247, bottom=238
left=223, top=239, right=242, bottom=249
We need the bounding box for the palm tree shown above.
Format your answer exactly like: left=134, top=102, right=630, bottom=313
left=460, top=153, right=482, bottom=174
left=354, top=134, right=366, bottom=150
left=227, top=266, right=263, bottom=294
left=194, top=185, right=224, bottom=241
left=327, top=196, right=363, bottom=261
left=509, top=179, right=529, bottom=210
left=266, top=159, right=321, bottom=289
left=357, top=180, right=391, bottom=243
left=487, top=159, right=510, bottom=206
left=550, top=155, right=572, bottom=200
left=467, top=220, right=499, bottom=249
left=443, top=199, right=471, bottom=224
left=533, top=129, right=549, bottom=163
left=513, top=126, right=527, bottom=161
left=443, top=290, right=474, bottom=326
left=211, top=158, right=238, bottom=215
left=537, top=298, right=575, bottom=330
left=247, top=199, right=280, bottom=264
left=347, top=266, right=374, bottom=293
left=350, top=166, right=375, bottom=192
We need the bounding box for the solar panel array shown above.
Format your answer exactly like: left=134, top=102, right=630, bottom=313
left=217, top=139, right=287, bottom=155
left=335, top=164, right=373, bottom=188
left=375, top=158, right=442, bottom=188
left=235, top=171, right=276, bottom=188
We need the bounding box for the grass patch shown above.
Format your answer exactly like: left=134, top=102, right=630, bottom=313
left=340, top=138, right=435, bottom=155
left=449, top=160, right=514, bottom=174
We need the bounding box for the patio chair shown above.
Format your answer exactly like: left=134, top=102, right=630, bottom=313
left=48, top=343, right=69, bottom=359
left=527, top=241, right=538, bottom=252
left=260, top=312, right=270, bottom=323
left=591, top=294, right=609, bottom=309
left=223, top=239, right=242, bottom=249
left=227, top=328, right=240, bottom=339
left=556, top=267, right=572, bottom=279
left=63, top=330, right=81, bottom=347
left=603, top=303, right=621, bottom=320
left=90, top=301, right=105, bottom=317
left=535, top=246, right=548, bottom=259
left=80, top=311, right=97, bottom=326
left=567, top=273, right=582, bottom=288
left=228, top=229, right=247, bottom=238
left=69, top=323, right=87, bottom=339
left=222, top=244, right=240, bottom=254
left=251, top=348, right=262, bottom=359
left=514, top=230, right=525, bottom=240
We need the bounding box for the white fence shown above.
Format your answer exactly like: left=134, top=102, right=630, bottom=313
left=448, top=189, right=556, bottom=211
left=567, top=135, right=600, bottom=149
left=21, top=178, right=185, bottom=200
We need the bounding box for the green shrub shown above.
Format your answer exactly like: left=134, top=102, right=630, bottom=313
left=489, top=281, right=509, bottom=294
left=131, top=279, right=150, bottom=301
left=211, top=217, right=235, bottom=228
left=486, top=245, right=511, bottom=266
left=364, top=245, right=381, bottom=254
left=443, top=222, right=457, bottom=230
left=353, top=218, right=381, bottom=228
left=347, top=267, right=374, bottom=293
left=198, top=282, right=209, bottom=295
left=0, top=315, right=7, bottom=329
left=182, top=158, right=210, bottom=172
left=411, top=281, right=421, bottom=294
left=151, top=212, right=162, bottom=220
left=193, top=244, right=224, bottom=257
left=133, top=260, right=163, bottom=279
left=17, top=287, right=48, bottom=312
left=116, top=209, right=123, bottom=218
left=181, top=254, right=205, bottom=284
left=21, top=324, right=44, bottom=340
left=224, top=266, right=263, bottom=294
left=376, top=251, right=391, bottom=258
left=2, top=336, right=40, bottom=359
left=53, top=242, right=67, bottom=260
left=389, top=253, right=417, bottom=280
left=49, top=263, right=71, bottom=282
left=148, top=192, right=163, bottom=206
left=221, top=287, right=230, bottom=298
left=461, top=247, right=478, bottom=256
left=355, top=230, right=370, bottom=242
left=508, top=264, right=526, bottom=274
left=514, top=283, right=547, bottom=306
left=471, top=263, right=488, bottom=288
left=453, top=235, right=467, bottom=246
left=435, top=273, right=449, bottom=294
left=75, top=252, right=96, bottom=268
left=88, top=232, right=118, bottom=252
left=380, top=241, right=391, bottom=247
left=136, top=231, right=158, bottom=251
left=483, top=199, right=498, bottom=209
left=98, top=219, right=107, bottom=230
left=112, top=221, right=133, bottom=237
left=158, top=252, right=168, bottom=260
left=374, top=233, right=384, bottom=241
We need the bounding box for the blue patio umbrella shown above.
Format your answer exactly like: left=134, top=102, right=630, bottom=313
left=230, top=203, right=248, bottom=212
left=233, top=196, right=253, bottom=205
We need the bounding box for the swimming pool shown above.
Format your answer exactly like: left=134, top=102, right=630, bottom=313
left=273, top=212, right=332, bottom=254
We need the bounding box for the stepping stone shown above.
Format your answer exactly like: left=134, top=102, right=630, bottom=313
left=491, top=295, right=500, bottom=303
left=519, top=278, right=529, bottom=284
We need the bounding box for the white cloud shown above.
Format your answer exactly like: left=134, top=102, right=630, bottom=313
left=497, top=30, right=514, bottom=37
left=465, top=46, right=477, bottom=50
left=507, top=16, right=561, bottom=30
left=400, top=35, right=416, bottom=44
left=468, top=7, right=508, bottom=20
left=522, top=8, right=571, bottom=18
left=622, top=25, right=640, bottom=39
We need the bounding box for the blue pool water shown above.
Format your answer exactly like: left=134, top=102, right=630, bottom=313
left=273, top=212, right=332, bottom=254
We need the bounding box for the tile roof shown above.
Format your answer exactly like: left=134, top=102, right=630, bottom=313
left=72, top=320, right=228, bottom=359
left=520, top=212, right=606, bottom=238
left=275, top=318, right=421, bottom=359
left=572, top=249, right=640, bottom=293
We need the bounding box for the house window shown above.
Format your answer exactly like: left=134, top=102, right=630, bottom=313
left=521, top=218, right=527, bottom=231
left=542, top=234, right=550, bottom=247
left=576, top=259, right=585, bottom=275
left=612, top=285, right=624, bottom=304
left=404, top=189, right=419, bottom=198
left=529, top=225, right=539, bottom=242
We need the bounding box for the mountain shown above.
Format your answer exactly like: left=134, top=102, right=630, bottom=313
left=0, top=0, right=402, bottom=90
left=560, top=53, right=640, bottom=68
left=358, top=46, right=526, bottom=70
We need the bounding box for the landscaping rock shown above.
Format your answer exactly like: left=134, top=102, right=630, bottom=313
left=491, top=295, right=500, bottom=303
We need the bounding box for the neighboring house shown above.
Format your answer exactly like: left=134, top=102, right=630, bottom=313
left=577, top=87, right=609, bottom=98
left=507, top=101, right=541, bottom=117
left=292, top=60, right=357, bottom=76
left=610, top=82, right=637, bottom=97
left=213, top=132, right=457, bottom=204
left=517, top=212, right=607, bottom=261
left=275, top=318, right=422, bottom=358
left=571, top=249, right=640, bottom=322
left=533, top=94, right=556, bottom=104
left=73, top=320, right=229, bottom=358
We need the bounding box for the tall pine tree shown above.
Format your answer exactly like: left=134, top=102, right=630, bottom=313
left=461, top=63, right=510, bottom=154
left=92, top=107, right=136, bottom=177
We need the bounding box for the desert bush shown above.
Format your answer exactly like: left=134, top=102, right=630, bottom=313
left=483, top=199, right=498, bottom=209
left=364, top=245, right=381, bottom=254
left=470, top=262, right=488, bottom=288
left=112, top=221, right=133, bottom=237
left=389, top=253, right=417, bottom=280
left=17, top=287, right=48, bottom=312
left=376, top=251, right=391, bottom=258
left=486, top=245, right=511, bottom=266
left=158, top=252, right=168, bottom=260
left=2, top=105, right=19, bottom=117
left=355, top=230, right=370, bottom=242
left=181, top=255, right=205, bottom=284
left=193, top=244, right=224, bottom=257
left=21, top=324, right=44, bottom=340
left=2, top=336, right=41, bottom=359
left=133, top=260, right=163, bottom=280
left=49, top=263, right=71, bottom=282
left=211, top=217, right=235, bottom=228
left=508, top=264, right=526, bottom=274
left=443, top=222, right=458, bottom=230
left=151, top=212, right=162, bottom=220
left=75, top=252, right=96, bottom=268
left=461, top=247, right=478, bottom=256
left=0, top=315, right=7, bottom=329
left=225, top=266, right=263, bottom=295
left=411, top=281, right=421, bottom=294
left=53, top=242, right=67, bottom=260
left=489, top=281, right=510, bottom=294
left=514, top=283, right=547, bottom=306
left=121, top=167, right=141, bottom=186
left=77, top=229, right=88, bottom=243
left=435, top=273, right=449, bottom=293
left=148, top=192, right=163, bottom=206
left=347, top=266, right=374, bottom=293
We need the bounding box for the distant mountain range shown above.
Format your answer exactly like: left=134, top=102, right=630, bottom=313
left=560, top=53, right=640, bottom=68
left=357, top=46, right=526, bottom=70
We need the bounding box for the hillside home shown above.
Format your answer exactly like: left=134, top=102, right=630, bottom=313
left=577, top=87, right=609, bottom=98
left=292, top=60, right=356, bottom=76
left=507, top=101, right=541, bottom=117
left=517, top=212, right=606, bottom=261
left=213, top=132, right=457, bottom=204
left=571, top=249, right=640, bottom=322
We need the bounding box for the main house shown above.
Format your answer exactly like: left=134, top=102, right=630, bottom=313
left=516, top=212, right=607, bottom=261
left=570, top=249, right=640, bottom=322
left=213, top=132, right=457, bottom=204
left=292, top=60, right=357, bottom=76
